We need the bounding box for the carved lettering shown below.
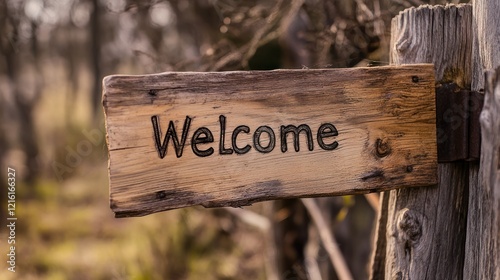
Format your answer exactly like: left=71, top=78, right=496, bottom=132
left=219, top=115, right=234, bottom=155
left=232, top=125, right=251, bottom=154
left=317, top=123, right=339, bottom=150
left=151, top=115, right=191, bottom=158
left=254, top=126, right=276, bottom=153
left=151, top=115, right=339, bottom=158
left=280, top=124, right=314, bottom=153
left=191, top=127, right=214, bottom=157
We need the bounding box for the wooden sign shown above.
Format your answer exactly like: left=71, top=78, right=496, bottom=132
left=103, top=64, right=437, bottom=217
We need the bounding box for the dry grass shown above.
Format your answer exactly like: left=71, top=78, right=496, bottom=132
left=1, top=159, right=270, bottom=279
left=0, top=62, right=270, bottom=279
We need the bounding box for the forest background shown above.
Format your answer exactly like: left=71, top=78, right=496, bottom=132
left=0, top=0, right=466, bottom=279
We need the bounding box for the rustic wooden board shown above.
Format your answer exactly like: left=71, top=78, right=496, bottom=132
left=103, top=64, right=437, bottom=217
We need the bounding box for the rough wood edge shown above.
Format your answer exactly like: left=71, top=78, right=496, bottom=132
left=103, top=65, right=437, bottom=217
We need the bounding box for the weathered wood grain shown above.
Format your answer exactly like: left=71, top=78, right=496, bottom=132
left=472, top=0, right=500, bottom=92
left=103, top=65, right=437, bottom=217
left=370, top=4, right=472, bottom=279
left=477, top=68, right=500, bottom=279
left=390, top=5, right=472, bottom=89
left=466, top=1, right=500, bottom=279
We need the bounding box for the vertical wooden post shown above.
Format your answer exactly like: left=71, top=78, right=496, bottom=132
left=477, top=68, right=500, bottom=279
left=370, top=5, right=473, bottom=279
left=466, top=0, right=500, bottom=278
left=471, top=0, right=500, bottom=92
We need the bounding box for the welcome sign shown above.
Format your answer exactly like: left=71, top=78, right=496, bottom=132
left=103, top=64, right=437, bottom=217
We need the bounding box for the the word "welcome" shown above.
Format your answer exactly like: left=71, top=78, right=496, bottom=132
left=151, top=115, right=339, bottom=158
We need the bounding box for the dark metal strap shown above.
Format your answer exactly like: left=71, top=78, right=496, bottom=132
left=436, top=83, right=484, bottom=162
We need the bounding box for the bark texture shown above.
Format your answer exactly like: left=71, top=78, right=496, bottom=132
left=477, top=68, right=500, bottom=279
left=371, top=4, right=473, bottom=279
left=465, top=0, right=500, bottom=278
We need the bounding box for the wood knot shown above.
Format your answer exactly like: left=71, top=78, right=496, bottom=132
left=395, top=38, right=410, bottom=54
left=397, top=209, right=423, bottom=245
left=375, top=138, right=391, bottom=158
left=148, top=89, right=158, bottom=96
left=412, top=76, right=419, bottom=83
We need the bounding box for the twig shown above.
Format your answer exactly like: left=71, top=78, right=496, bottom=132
left=305, top=225, right=323, bottom=280
left=224, top=206, right=279, bottom=280
left=301, top=198, right=354, bottom=280
left=355, top=0, right=375, bottom=22
left=373, top=0, right=385, bottom=37
left=210, top=0, right=304, bottom=71
left=262, top=202, right=280, bottom=280
left=209, top=29, right=280, bottom=71
left=278, top=0, right=305, bottom=35
left=364, top=193, right=380, bottom=212
left=223, top=207, right=271, bottom=232
left=241, top=0, right=285, bottom=67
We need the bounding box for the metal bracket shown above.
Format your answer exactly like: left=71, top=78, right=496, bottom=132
left=436, top=83, right=484, bottom=162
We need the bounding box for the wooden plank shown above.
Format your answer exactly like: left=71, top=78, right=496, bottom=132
left=370, top=4, right=472, bottom=280
left=103, top=65, right=437, bottom=217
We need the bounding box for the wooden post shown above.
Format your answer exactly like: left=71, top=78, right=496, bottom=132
left=471, top=0, right=500, bottom=92
left=465, top=0, right=500, bottom=278
left=476, top=67, right=500, bottom=279
left=370, top=4, right=473, bottom=279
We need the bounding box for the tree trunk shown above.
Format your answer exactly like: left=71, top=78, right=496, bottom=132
left=90, top=0, right=102, bottom=122
left=370, top=4, right=473, bottom=279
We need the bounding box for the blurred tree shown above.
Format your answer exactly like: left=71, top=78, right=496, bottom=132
left=90, top=0, right=102, bottom=122
left=1, top=0, right=42, bottom=184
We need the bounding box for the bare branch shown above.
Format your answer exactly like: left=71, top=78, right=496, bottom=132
left=364, top=193, right=380, bottom=212
left=223, top=207, right=271, bottom=232
left=301, top=198, right=354, bottom=280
